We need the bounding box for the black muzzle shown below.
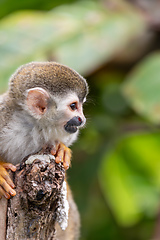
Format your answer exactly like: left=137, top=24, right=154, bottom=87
left=64, top=116, right=82, bottom=134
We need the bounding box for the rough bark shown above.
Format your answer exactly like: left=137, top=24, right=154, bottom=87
left=0, top=197, right=7, bottom=240
left=0, top=151, right=70, bottom=240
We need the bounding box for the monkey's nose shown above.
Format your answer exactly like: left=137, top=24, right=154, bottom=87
left=64, top=116, right=83, bottom=134
left=77, top=117, right=82, bottom=125
left=68, top=116, right=82, bottom=127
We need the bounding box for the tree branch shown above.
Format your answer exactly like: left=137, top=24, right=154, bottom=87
left=0, top=151, right=69, bottom=240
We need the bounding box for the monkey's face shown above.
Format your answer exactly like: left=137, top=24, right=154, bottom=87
left=54, top=92, right=86, bottom=134
left=26, top=88, right=86, bottom=133
left=25, top=88, right=87, bottom=148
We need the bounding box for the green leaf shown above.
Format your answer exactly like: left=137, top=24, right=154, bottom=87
left=0, top=1, right=145, bottom=93
left=122, top=52, right=160, bottom=123
left=99, top=132, right=160, bottom=226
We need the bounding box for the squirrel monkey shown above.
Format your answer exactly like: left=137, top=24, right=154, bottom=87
left=0, top=62, right=88, bottom=200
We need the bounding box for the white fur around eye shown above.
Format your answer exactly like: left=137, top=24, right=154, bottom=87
left=54, top=92, right=79, bottom=112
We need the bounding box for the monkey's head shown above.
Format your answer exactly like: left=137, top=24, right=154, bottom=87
left=8, top=62, right=88, bottom=140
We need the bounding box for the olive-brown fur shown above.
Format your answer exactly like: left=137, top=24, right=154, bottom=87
left=9, top=62, right=88, bottom=103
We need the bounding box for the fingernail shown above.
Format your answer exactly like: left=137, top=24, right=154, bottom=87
left=4, top=193, right=10, bottom=199
left=10, top=190, right=16, bottom=196
left=13, top=166, right=17, bottom=171
left=51, top=150, right=56, bottom=155
left=64, top=163, right=69, bottom=170
left=55, top=157, right=61, bottom=164
left=11, top=183, right=15, bottom=188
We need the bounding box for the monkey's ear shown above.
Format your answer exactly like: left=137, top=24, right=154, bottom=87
left=26, top=87, right=50, bottom=117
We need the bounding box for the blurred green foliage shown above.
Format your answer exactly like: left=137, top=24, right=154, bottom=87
left=1, top=0, right=160, bottom=239
left=0, top=0, right=144, bottom=93
left=0, top=0, right=78, bottom=19
left=122, top=52, right=160, bottom=124
left=99, top=133, right=160, bottom=226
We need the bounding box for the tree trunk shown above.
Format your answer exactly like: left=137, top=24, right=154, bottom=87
left=0, top=150, right=78, bottom=240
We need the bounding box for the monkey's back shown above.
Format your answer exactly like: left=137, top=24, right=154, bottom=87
left=0, top=93, right=14, bottom=129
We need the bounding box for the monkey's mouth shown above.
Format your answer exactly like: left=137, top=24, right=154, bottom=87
left=64, top=125, right=78, bottom=134
left=64, top=116, right=82, bottom=134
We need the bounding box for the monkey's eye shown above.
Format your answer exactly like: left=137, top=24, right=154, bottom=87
left=70, top=102, right=77, bottom=111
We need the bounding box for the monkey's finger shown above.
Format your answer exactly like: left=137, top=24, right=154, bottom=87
left=2, top=163, right=16, bottom=172
left=2, top=172, right=15, bottom=189
left=51, top=142, right=59, bottom=156
left=63, top=149, right=72, bottom=170
left=0, top=175, right=16, bottom=197
left=0, top=186, right=11, bottom=199
left=55, top=144, right=65, bottom=164
left=0, top=166, right=15, bottom=188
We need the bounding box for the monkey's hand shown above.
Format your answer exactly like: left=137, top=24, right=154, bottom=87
left=0, top=161, right=16, bottom=199
left=51, top=142, right=72, bottom=170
